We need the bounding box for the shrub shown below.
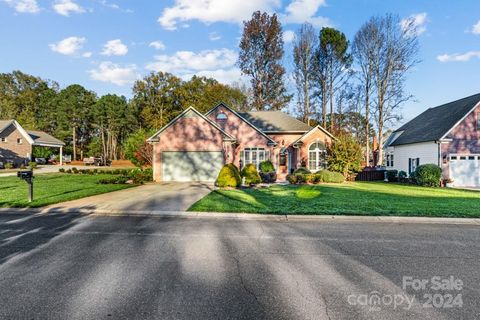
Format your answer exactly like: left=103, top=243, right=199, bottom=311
left=28, top=161, right=38, bottom=169
left=65, top=169, right=72, bottom=174
left=327, top=132, right=363, bottom=177
left=386, top=170, right=398, bottom=182
left=4, top=163, right=13, bottom=169
left=241, top=163, right=261, bottom=185
left=316, top=170, right=345, bottom=183
left=398, top=171, right=407, bottom=179
left=414, top=164, right=442, bottom=187
left=216, top=163, right=242, bottom=188
left=286, top=174, right=297, bottom=184
left=98, top=176, right=128, bottom=185
left=124, top=128, right=155, bottom=167
left=72, top=167, right=79, bottom=174
left=59, top=168, right=65, bottom=173
left=259, top=160, right=275, bottom=173
left=259, top=171, right=277, bottom=183
left=293, top=167, right=311, bottom=174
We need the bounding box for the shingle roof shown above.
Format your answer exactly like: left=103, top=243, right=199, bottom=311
left=0, top=120, right=13, bottom=133
left=390, top=93, right=480, bottom=146
left=27, top=130, right=65, bottom=146
left=238, top=111, right=312, bottom=132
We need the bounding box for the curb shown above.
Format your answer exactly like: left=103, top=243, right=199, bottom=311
left=0, top=208, right=479, bottom=225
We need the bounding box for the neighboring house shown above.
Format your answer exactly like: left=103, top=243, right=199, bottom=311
left=147, top=103, right=334, bottom=182
left=0, top=120, right=65, bottom=166
left=385, top=93, right=480, bottom=187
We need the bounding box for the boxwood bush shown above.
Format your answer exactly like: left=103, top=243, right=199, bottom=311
left=414, top=164, right=442, bottom=187
left=259, top=160, right=275, bottom=173
left=258, top=160, right=276, bottom=183
left=216, top=163, right=242, bottom=188
left=293, top=167, right=311, bottom=174
left=287, top=170, right=344, bottom=184
left=241, top=163, right=261, bottom=185
left=386, top=170, right=398, bottom=182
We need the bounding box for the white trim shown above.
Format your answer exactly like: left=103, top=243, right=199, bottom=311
left=263, top=130, right=309, bottom=134
left=205, top=102, right=277, bottom=145
left=4, top=120, right=35, bottom=145
left=292, top=125, right=335, bottom=147
left=440, top=100, right=480, bottom=140
left=147, top=106, right=236, bottom=142
left=32, top=142, right=65, bottom=148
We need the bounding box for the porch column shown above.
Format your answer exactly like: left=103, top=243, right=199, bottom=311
left=59, top=147, right=63, bottom=165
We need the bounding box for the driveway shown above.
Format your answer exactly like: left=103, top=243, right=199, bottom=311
left=0, top=214, right=478, bottom=319
left=45, top=182, right=213, bottom=213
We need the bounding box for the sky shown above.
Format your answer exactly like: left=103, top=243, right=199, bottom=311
left=0, top=0, right=479, bottom=125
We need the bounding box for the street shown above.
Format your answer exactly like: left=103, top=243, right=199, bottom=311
left=0, top=213, right=479, bottom=319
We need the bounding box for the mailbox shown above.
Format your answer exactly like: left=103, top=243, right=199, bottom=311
left=17, top=170, right=33, bottom=180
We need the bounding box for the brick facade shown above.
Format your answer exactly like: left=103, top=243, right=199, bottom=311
left=0, top=123, right=32, bottom=166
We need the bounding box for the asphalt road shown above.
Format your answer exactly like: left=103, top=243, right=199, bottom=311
left=0, top=214, right=478, bottom=320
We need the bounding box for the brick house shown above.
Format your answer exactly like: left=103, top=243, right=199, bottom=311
left=0, top=120, right=65, bottom=166
left=385, top=93, right=480, bottom=187
left=147, top=103, right=334, bottom=182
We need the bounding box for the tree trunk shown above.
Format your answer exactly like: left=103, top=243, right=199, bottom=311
left=329, top=74, right=334, bottom=132
left=72, top=127, right=76, bottom=161
left=365, top=84, right=370, bottom=167
left=322, top=79, right=327, bottom=128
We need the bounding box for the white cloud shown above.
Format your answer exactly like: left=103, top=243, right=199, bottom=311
left=472, top=20, right=480, bottom=35
left=146, top=48, right=242, bottom=84
left=184, top=68, right=245, bottom=84
left=437, top=51, right=480, bottom=62
left=101, top=39, right=128, bottom=56
left=158, top=0, right=280, bottom=30
left=3, top=0, right=40, bottom=13
left=283, top=30, right=295, bottom=43
left=53, top=0, right=85, bottom=16
left=149, top=41, right=166, bottom=50
left=401, top=12, right=428, bottom=36
left=89, top=62, right=139, bottom=86
left=82, top=51, right=92, bottom=58
left=209, top=32, right=221, bottom=41
left=282, top=0, right=330, bottom=27
left=49, top=36, right=86, bottom=55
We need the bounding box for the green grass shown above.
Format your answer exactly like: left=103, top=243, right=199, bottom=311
left=0, top=174, right=135, bottom=208
left=188, top=182, right=480, bottom=217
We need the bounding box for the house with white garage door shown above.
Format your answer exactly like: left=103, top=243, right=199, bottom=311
left=385, top=93, right=480, bottom=187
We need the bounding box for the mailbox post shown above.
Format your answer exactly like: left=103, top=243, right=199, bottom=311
left=17, top=170, right=34, bottom=202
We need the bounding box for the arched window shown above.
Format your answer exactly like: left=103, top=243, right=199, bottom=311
left=216, top=112, right=228, bottom=121
left=308, top=142, right=326, bottom=172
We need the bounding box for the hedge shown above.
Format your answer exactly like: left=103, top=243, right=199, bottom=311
left=287, top=170, right=344, bottom=185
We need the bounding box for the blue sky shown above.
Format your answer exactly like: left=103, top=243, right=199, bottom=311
left=1, top=0, right=479, bottom=124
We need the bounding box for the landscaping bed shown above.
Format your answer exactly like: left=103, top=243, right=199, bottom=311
left=0, top=173, right=136, bottom=208
left=189, top=182, right=480, bottom=217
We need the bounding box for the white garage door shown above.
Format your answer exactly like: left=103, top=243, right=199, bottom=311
left=162, top=151, right=224, bottom=182
left=449, top=155, right=480, bottom=187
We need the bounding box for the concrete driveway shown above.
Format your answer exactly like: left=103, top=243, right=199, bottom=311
left=45, top=182, right=213, bottom=214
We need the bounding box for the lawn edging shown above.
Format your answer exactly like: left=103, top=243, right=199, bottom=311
left=0, top=207, right=479, bottom=225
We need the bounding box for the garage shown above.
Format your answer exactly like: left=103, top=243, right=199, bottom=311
left=449, top=155, right=480, bottom=187
left=161, top=151, right=224, bottom=182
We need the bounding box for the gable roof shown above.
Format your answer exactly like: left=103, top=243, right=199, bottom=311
left=28, top=130, right=65, bottom=146
left=205, top=103, right=277, bottom=145
left=0, top=119, right=35, bottom=144
left=238, top=111, right=312, bottom=132
left=0, top=120, right=13, bottom=133
left=390, top=93, right=480, bottom=146
left=147, top=106, right=236, bottom=142
left=292, top=125, right=336, bottom=146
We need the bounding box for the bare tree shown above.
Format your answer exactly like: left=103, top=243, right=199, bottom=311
left=292, top=23, right=317, bottom=125
left=354, top=14, right=420, bottom=166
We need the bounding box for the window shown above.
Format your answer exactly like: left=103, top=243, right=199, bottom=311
left=279, top=153, right=287, bottom=166
left=308, top=142, right=327, bottom=172
left=241, top=147, right=269, bottom=169
left=386, top=154, right=394, bottom=167
left=409, top=158, right=419, bottom=174
left=17, top=138, right=22, bottom=144
left=1, top=137, right=6, bottom=143
left=477, top=113, right=480, bottom=130
left=216, top=112, right=227, bottom=121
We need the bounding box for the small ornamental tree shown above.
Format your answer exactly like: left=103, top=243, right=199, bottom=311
left=327, top=133, right=363, bottom=177
left=124, top=129, right=155, bottom=167
left=414, top=164, right=442, bottom=187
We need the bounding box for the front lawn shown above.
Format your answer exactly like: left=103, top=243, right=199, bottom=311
left=0, top=174, right=135, bottom=208
left=189, top=182, right=480, bottom=217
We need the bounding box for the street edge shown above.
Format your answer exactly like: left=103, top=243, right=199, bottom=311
left=0, top=208, right=479, bottom=225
